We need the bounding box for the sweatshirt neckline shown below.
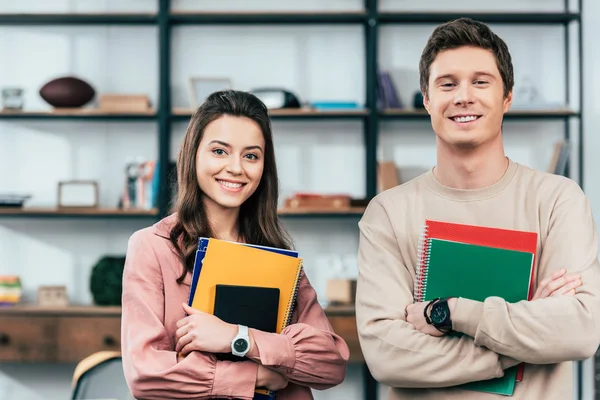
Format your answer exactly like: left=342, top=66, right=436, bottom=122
left=424, top=158, right=519, bottom=201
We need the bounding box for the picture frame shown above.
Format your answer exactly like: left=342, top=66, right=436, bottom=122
left=58, top=180, right=99, bottom=208
left=187, top=77, right=232, bottom=108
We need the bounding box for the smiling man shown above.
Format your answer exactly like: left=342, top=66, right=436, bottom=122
left=355, top=17, right=600, bottom=399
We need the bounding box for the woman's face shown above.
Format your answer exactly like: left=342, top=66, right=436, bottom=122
left=195, top=115, right=265, bottom=212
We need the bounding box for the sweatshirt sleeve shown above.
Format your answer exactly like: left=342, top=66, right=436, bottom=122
left=244, top=271, right=350, bottom=390
left=121, top=230, right=259, bottom=400
left=452, top=179, right=600, bottom=364
left=355, top=198, right=520, bottom=389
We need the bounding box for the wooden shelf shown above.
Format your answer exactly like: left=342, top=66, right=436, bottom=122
left=0, top=208, right=159, bottom=219
left=0, top=11, right=577, bottom=26
left=0, top=304, right=355, bottom=317
left=0, top=304, right=362, bottom=363
left=0, top=13, right=157, bottom=25
left=380, top=108, right=580, bottom=120
left=169, top=10, right=367, bottom=25
left=0, top=109, right=157, bottom=121
left=324, top=304, right=356, bottom=316
left=0, top=305, right=121, bottom=316
left=172, top=107, right=369, bottom=120
left=278, top=207, right=365, bottom=218
left=378, top=11, right=580, bottom=24
left=0, top=207, right=363, bottom=220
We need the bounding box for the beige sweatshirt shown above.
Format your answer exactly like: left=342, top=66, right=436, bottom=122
left=356, top=159, right=600, bottom=400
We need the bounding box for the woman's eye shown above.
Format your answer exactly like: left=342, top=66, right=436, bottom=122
left=245, top=154, right=258, bottom=160
left=213, top=149, right=226, bottom=156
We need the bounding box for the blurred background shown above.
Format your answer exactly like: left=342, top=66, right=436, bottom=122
left=0, top=0, right=598, bottom=399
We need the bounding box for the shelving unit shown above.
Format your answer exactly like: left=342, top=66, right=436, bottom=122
left=0, top=109, right=157, bottom=121
left=0, top=208, right=159, bottom=219
left=0, top=207, right=364, bottom=219
left=0, top=13, right=158, bottom=25
left=380, top=108, right=580, bottom=120
left=172, top=107, right=370, bottom=120
left=0, top=0, right=584, bottom=220
left=0, top=1, right=585, bottom=399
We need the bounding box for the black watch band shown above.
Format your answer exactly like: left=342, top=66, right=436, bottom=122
left=426, top=297, right=453, bottom=334
left=423, top=297, right=440, bottom=325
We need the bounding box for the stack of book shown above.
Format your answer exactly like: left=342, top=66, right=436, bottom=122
left=187, top=237, right=303, bottom=400
left=415, top=219, right=538, bottom=396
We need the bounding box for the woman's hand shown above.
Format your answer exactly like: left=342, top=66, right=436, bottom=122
left=532, top=268, right=582, bottom=300
left=256, top=365, right=289, bottom=391
left=175, top=303, right=237, bottom=355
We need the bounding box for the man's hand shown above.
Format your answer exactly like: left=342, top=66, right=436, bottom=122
left=256, top=365, right=289, bottom=391
left=407, top=269, right=582, bottom=337
left=405, top=299, right=457, bottom=337
left=532, top=268, right=581, bottom=300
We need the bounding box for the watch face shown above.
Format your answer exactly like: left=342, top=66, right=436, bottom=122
left=431, top=305, right=448, bottom=324
left=233, top=338, right=248, bottom=353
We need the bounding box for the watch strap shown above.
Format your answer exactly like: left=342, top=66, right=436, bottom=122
left=430, top=298, right=453, bottom=334
left=231, top=324, right=250, bottom=357
left=238, top=324, right=249, bottom=337
left=423, top=297, right=440, bottom=325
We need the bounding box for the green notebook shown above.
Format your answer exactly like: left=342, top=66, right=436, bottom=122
left=418, top=238, right=534, bottom=396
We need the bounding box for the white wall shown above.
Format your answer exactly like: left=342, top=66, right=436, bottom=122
left=1, top=0, right=598, bottom=399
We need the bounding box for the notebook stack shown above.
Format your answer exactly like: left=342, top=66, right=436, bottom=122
left=415, top=219, right=538, bottom=396
left=187, top=237, right=303, bottom=400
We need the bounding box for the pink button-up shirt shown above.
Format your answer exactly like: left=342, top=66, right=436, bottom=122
left=121, top=214, right=350, bottom=399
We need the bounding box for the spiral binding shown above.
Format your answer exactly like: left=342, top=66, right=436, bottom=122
left=258, top=259, right=303, bottom=400
left=414, top=223, right=432, bottom=302
left=283, top=258, right=304, bottom=331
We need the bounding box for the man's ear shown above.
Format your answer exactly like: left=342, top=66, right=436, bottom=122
left=423, top=92, right=431, bottom=114
left=503, top=90, right=513, bottom=113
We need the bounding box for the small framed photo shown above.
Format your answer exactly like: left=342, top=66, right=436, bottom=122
left=58, top=180, right=99, bottom=208
left=187, top=77, right=232, bottom=108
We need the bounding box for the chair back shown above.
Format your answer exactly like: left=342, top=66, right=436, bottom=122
left=71, top=351, right=133, bottom=400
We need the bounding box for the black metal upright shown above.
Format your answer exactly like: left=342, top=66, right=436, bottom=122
left=563, top=0, right=571, bottom=180
left=364, top=0, right=379, bottom=200
left=158, top=0, right=172, bottom=219
left=577, top=0, right=587, bottom=396
left=577, top=0, right=584, bottom=189
left=362, top=1, right=380, bottom=398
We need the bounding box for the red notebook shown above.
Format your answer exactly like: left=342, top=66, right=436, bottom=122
left=417, top=219, right=538, bottom=382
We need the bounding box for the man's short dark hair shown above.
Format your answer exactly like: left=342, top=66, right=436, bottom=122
left=419, top=17, right=514, bottom=99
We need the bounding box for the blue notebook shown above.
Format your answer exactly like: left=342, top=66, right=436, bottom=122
left=186, top=237, right=299, bottom=400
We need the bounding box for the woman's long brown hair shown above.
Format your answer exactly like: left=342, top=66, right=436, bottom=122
left=169, top=90, right=294, bottom=283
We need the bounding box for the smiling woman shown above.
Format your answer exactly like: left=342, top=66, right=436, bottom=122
left=171, top=90, right=291, bottom=273
left=196, top=116, right=266, bottom=213
left=119, top=89, right=350, bottom=400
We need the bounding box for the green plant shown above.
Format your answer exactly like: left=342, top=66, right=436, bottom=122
left=90, top=255, right=126, bottom=306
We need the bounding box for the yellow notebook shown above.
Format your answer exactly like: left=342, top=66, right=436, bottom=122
left=190, top=238, right=304, bottom=334
left=189, top=239, right=303, bottom=399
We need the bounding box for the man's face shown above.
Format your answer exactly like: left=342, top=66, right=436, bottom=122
left=423, top=46, right=512, bottom=150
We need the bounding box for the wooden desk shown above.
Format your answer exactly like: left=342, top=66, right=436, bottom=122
left=325, top=305, right=378, bottom=400
left=0, top=305, right=377, bottom=400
